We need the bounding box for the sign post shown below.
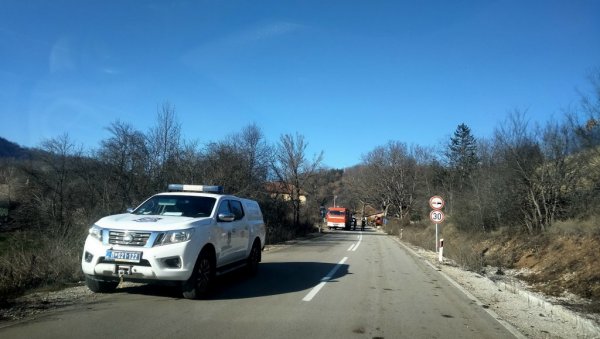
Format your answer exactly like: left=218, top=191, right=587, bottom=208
left=438, top=238, right=444, bottom=263
left=429, top=196, right=445, bottom=253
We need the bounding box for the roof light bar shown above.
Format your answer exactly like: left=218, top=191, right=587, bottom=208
left=167, top=184, right=224, bottom=194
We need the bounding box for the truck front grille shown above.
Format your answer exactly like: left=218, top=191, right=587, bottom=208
left=108, top=231, right=151, bottom=247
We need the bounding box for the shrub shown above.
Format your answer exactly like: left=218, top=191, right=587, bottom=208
left=0, top=228, right=87, bottom=302
left=550, top=216, right=600, bottom=236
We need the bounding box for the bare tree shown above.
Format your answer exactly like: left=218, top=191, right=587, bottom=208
left=495, top=110, right=578, bottom=233
left=199, top=124, right=271, bottom=199
left=18, top=133, right=84, bottom=237
left=202, top=140, right=246, bottom=191
left=568, top=70, right=600, bottom=216
left=272, top=133, right=323, bottom=228
left=147, top=102, right=181, bottom=190
left=231, top=123, right=271, bottom=198
left=357, top=141, right=420, bottom=221
left=98, top=121, right=151, bottom=210
left=177, top=139, right=204, bottom=185
left=0, top=165, right=18, bottom=207
left=305, top=168, right=344, bottom=219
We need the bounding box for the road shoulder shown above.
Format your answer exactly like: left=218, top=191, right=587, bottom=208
left=392, top=235, right=600, bottom=339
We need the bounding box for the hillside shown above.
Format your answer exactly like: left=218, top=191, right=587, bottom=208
left=479, top=232, right=600, bottom=312
left=0, top=138, right=29, bottom=159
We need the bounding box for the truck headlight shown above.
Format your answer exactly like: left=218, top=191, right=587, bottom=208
left=89, top=225, right=103, bottom=242
left=155, top=229, right=194, bottom=246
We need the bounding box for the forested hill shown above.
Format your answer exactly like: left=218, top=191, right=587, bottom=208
left=0, top=137, right=29, bottom=159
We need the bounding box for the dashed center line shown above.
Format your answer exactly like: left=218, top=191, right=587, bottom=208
left=302, top=232, right=362, bottom=301
left=350, top=233, right=363, bottom=252
left=302, top=257, right=348, bottom=302
left=303, top=233, right=364, bottom=301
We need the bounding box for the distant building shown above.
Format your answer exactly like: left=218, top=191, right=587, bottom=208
left=264, top=182, right=307, bottom=204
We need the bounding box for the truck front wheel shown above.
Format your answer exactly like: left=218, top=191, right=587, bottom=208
left=85, top=275, right=119, bottom=293
left=246, top=240, right=261, bottom=276
left=182, top=250, right=215, bottom=299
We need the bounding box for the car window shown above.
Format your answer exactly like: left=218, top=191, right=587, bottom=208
left=217, top=200, right=231, bottom=216
left=217, top=200, right=244, bottom=220
left=229, top=200, right=245, bottom=220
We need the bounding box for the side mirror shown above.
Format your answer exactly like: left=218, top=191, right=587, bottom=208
left=126, top=208, right=134, bottom=213
left=218, top=212, right=236, bottom=222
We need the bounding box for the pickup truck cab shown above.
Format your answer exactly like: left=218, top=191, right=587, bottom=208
left=81, top=184, right=266, bottom=299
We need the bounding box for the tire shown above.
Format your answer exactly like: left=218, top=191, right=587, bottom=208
left=85, top=275, right=119, bottom=293
left=246, top=240, right=261, bottom=276
left=182, top=250, right=215, bottom=300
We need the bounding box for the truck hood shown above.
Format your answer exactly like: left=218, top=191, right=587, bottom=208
left=95, top=213, right=212, bottom=232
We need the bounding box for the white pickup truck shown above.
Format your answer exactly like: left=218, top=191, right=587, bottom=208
left=81, top=184, right=266, bottom=299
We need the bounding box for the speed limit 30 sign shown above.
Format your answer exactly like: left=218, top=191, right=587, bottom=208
left=430, top=210, right=445, bottom=223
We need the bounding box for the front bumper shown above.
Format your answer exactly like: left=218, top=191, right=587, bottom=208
left=81, top=236, right=198, bottom=282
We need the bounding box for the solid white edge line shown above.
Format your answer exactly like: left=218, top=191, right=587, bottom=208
left=302, top=257, right=348, bottom=302
left=392, top=237, right=526, bottom=339
left=348, top=244, right=355, bottom=251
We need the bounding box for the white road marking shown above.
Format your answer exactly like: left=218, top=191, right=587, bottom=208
left=302, top=257, right=348, bottom=301
left=352, top=233, right=363, bottom=251
left=348, top=244, right=355, bottom=251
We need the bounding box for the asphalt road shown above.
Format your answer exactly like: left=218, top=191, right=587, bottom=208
left=0, top=229, right=518, bottom=339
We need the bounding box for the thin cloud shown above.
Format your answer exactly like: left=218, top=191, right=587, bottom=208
left=182, top=21, right=305, bottom=68
left=102, top=68, right=119, bottom=75
left=49, top=37, right=75, bottom=73
left=238, top=22, right=304, bottom=44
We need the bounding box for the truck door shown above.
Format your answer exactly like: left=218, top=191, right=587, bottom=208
left=216, top=199, right=247, bottom=263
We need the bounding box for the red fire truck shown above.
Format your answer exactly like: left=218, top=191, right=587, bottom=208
left=326, top=207, right=351, bottom=230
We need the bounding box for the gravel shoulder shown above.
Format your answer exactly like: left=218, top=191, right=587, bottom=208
left=395, top=237, right=600, bottom=339
left=0, top=284, right=98, bottom=326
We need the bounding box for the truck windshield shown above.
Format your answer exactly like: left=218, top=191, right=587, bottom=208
left=133, top=196, right=216, bottom=218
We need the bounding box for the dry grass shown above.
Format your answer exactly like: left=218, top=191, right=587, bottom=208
left=0, top=230, right=85, bottom=301
left=550, top=216, right=600, bottom=236
left=393, top=217, right=600, bottom=311
left=385, top=219, right=487, bottom=272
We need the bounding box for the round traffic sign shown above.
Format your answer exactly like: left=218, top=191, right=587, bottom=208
left=429, top=196, right=445, bottom=210
left=430, top=210, right=445, bottom=223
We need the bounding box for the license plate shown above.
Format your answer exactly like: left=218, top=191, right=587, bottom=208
left=105, top=250, right=142, bottom=263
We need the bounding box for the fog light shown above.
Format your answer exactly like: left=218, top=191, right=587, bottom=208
left=84, top=251, right=94, bottom=263
left=163, top=257, right=181, bottom=268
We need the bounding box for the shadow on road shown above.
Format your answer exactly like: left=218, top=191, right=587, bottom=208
left=214, top=261, right=350, bottom=299
left=323, top=228, right=386, bottom=236
left=114, top=261, right=350, bottom=300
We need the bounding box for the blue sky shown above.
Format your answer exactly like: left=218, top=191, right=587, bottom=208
left=1, top=1, right=599, bottom=168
